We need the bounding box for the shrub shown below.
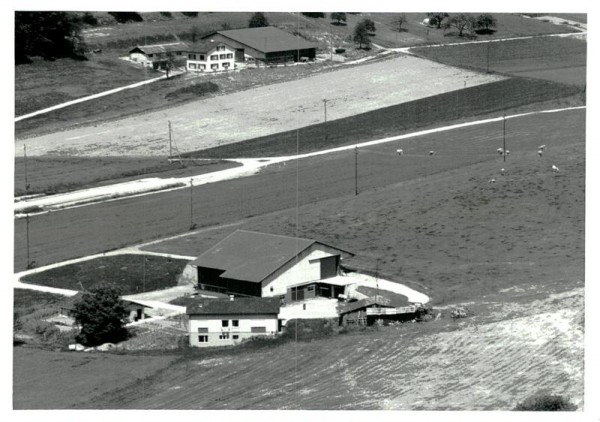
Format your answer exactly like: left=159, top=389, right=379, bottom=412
left=160, top=12, right=172, bottom=18
left=181, top=12, right=198, bottom=17
left=514, top=393, right=577, bottom=411
left=302, top=13, right=325, bottom=18
left=108, top=12, right=143, bottom=23
left=81, top=12, right=98, bottom=26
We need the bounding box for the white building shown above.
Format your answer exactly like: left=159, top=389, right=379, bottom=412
left=180, top=230, right=355, bottom=303
left=128, top=42, right=188, bottom=69
left=186, top=40, right=236, bottom=72
left=186, top=297, right=281, bottom=347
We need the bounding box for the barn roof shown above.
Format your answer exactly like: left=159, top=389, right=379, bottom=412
left=185, top=297, right=280, bottom=315
left=189, top=230, right=353, bottom=283
left=204, top=26, right=316, bottom=53
left=129, top=42, right=189, bottom=55
left=187, top=39, right=226, bottom=53
left=338, top=296, right=394, bottom=315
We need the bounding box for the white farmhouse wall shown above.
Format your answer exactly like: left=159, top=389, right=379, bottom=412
left=130, top=52, right=152, bottom=66
left=261, top=245, right=341, bottom=297
left=188, top=313, right=279, bottom=347
left=187, top=45, right=235, bottom=72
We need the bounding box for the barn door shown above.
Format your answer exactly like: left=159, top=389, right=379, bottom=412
left=320, top=256, right=339, bottom=279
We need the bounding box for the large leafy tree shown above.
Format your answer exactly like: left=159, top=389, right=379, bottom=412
left=249, top=12, right=269, bottom=28
left=426, top=12, right=449, bottom=29
left=72, top=285, right=129, bottom=347
left=330, top=12, right=347, bottom=25
left=445, top=14, right=477, bottom=37
left=15, top=11, right=85, bottom=64
left=475, top=14, right=498, bottom=32
left=353, top=21, right=371, bottom=49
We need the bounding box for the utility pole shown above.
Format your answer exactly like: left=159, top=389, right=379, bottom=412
left=503, top=113, right=506, bottom=163
left=354, top=146, right=358, bottom=196
left=24, top=144, right=29, bottom=194
left=323, top=99, right=328, bottom=122
left=168, top=120, right=172, bottom=160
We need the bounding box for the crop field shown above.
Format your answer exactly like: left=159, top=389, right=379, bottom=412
left=15, top=54, right=504, bottom=157
left=81, top=285, right=583, bottom=409
left=13, top=346, right=177, bottom=409
left=411, top=36, right=587, bottom=86
left=14, top=156, right=237, bottom=196
left=189, top=77, right=582, bottom=158
left=20, top=254, right=189, bottom=295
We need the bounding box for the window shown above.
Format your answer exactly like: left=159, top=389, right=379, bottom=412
left=198, top=335, right=208, bottom=342
left=199, top=64, right=206, bottom=70
left=219, top=333, right=230, bottom=340
left=210, top=55, right=218, bottom=60
left=307, top=285, right=315, bottom=292
left=222, top=63, right=230, bottom=69
left=197, top=327, right=208, bottom=333
left=232, top=320, right=239, bottom=327
left=189, top=63, right=197, bottom=69
left=221, top=320, right=229, bottom=327
left=199, top=55, right=205, bottom=61
left=232, top=335, right=239, bottom=340
left=219, top=54, right=226, bottom=60
left=188, top=54, right=195, bottom=60
left=251, top=326, right=266, bottom=333
left=211, top=63, right=219, bottom=70
left=227, top=53, right=233, bottom=59
left=177, top=51, right=182, bottom=55
left=217, top=45, right=225, bottom=51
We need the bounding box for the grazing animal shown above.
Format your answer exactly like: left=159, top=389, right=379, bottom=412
left=497, top=148, right=504, bottom=155
left=539, top=144, right=546, bottom=150
left=501, top=168, right=505, bottom=175
left=429, top=150, right=436, bottom=156
left=396, top=149, right=404, bottom=156
left=537, top=149, right=544, bottom=157
left=488, top=178, right=496, bottom=184
left=505, top=150, right=510, bottom=156
left=552, top=165, right=560, bottom=173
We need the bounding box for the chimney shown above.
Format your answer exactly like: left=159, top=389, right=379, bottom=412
left=229, top=295, right=234, bottom=301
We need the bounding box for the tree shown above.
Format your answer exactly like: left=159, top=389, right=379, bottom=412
left=445, top=14, right=476, bottom=37
left=302, top=12, right=326, bottom=18
left=426, top=12, right=449, bottom=29
left=71, top=286, right=129, bottom=347
left=108, top=12, right=143, bottom=23
left=249, top=12, right=269, bottom=28
left=353, top=21, right=371, bottom=49
left=81, top=12, right=98, bottom=26
left=514, top=394, right=577, bottom=411
left=181, top=12, right=199, bottom=17
left=475, top=14, right=498, bottom=33
left=330, top=12, right=347, bottom=25
left=391, top=14, right=407, bottom=32
left=160, top=12, right=173, bottom=18
left=15, top=12, right=86, bottom=64
left=363, top=18, right=376, bottom=33
left=163, top=52, right=185, bottom=79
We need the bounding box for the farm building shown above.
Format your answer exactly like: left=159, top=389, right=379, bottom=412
left=186, top=40, right=236, bottom=72
left=128, top=42, right=189, bottom=69
left=186, top=296, right=281, bottom=347
left=338, top=296, right=422, bottom=326
left=201, top=26, right=317, bottom=64
left=181, top=230, right=354, bottom=301
left=60, top=293, right=151, bottom=323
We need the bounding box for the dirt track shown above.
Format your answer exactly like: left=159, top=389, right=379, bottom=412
left=16, top=55, right=503, bottom=157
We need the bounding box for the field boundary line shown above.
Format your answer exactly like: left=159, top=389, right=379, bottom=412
left=15, top=71, right=183, bottom=122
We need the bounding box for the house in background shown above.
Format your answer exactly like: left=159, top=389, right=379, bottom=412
left=128, top=42, right=189, bottom=69
left=186, top=296, right=281, bottom=347
left=201, top=26, right=317, bottom=65
left=182, top=230, right=354, bottom=302
left=185, top=40, right=236, bottom=72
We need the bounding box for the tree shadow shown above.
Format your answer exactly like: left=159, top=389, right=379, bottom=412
left=330, top=21, right=347, bottom=26
left=475, top=28, right=497, bottom=35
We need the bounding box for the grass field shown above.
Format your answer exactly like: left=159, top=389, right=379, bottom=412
left=13, top=289, right=64, bottom=321
left=14, top=156, right=238, bottom=196
left=16, top=54, right=503, bottom=157
left=77, top=284, right=582, bottom=409
left=20, top=254, right=189, bottom=294
left=187, top=78, right=582, bottom=158
left=13, top=346, right=177, bottom=409
left=411, top=37, right=587, bottom=86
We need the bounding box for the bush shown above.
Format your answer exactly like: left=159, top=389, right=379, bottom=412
left=164, top=82, right=220, bottom=100
left=302, top=13, right=325, bottom=18
left=181, top=12, right=199, bottom=17
left=160, top=12, right=172, bottom=18
left=108, top=12, right=143, bottom=23
left=514, top=394, right=577, bottom=411
left=81, top=12, right=98, bottom=26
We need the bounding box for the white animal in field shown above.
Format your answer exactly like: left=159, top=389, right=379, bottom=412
left=505, top=150, right=510, bottom=156
left=488, top=178, right=496, bottom=184
left=497, top=148, right=504, bottom=155
left=539, top=144, right=546, bottom=150
left=552, top=165, right=560, bottom=173
left=537, top=149, right=544, bottom=157
left=396, top=149, right=404, bottom=156
left=429, top=150, right=436, bottom=156
left=501, top=168, right=505, bottom=175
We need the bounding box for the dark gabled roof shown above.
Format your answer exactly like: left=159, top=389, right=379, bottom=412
left=185, top=297, right=280, bottom=315
left=338, top=296, right=394, bottom=315
left=189, top=230, right=353, bottom=283
left=129, top=42, right=189, bottom=55
left=186, top=39, right=226, bottom=54
left=203, top=26, right=316, bottom=53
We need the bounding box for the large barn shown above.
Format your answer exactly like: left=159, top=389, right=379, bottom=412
left=201, top=26, right=317, bottom=64
left=181, top=230, right=354, bottom=301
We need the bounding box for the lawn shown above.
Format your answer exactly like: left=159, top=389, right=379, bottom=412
left=411, top=36, right=587, bottom=86
left=14, top=156, right=238, bottom=196
left=13, top=288, right=64, bottom=321
left=20, top=254, right=190, bottom=295
left=185, top=77, right=582, bottom=158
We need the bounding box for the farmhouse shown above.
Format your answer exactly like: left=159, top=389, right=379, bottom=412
left=128, top=42, right=189, bottom=69
left=181, top=230, right=354, bottom=301
left=186, top=296, right=281, bottom=347
left=186, top=40, right=236, bottom=72
left=201, top=26, right=317, bottom=64
left=338, top=296, right=422, bottom=326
